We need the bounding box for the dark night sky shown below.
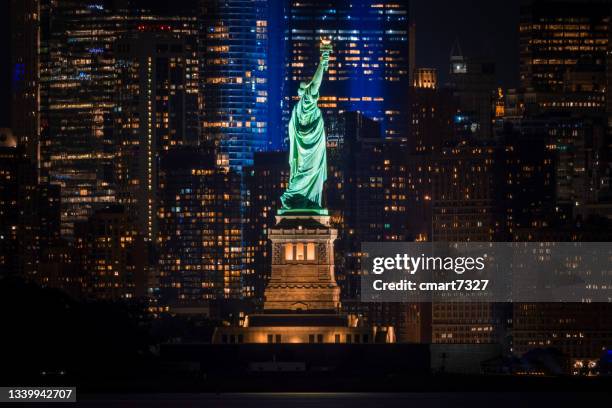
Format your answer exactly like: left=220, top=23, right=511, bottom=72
left=412, top=0, right=520, bottom=88
left=0, top=0, right=521, bottom=129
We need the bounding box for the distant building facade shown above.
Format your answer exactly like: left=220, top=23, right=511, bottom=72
left=10, top=0, right=40, bottom=161
left=157, top=149, right=243, bottom=308
left=74, top=205, right=147, bottom=300
left=115, top=28, right=200, bottom=241
left=414, top=68, right=438, bottom=89
left=283, top=0, right=414, bottom=140
left=448, top=50, right=497, bottom=140
left=199, top=0, right=269, bottom=171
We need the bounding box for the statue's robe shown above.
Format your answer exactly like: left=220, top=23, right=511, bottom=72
left=280, top=82, right=327, bottom=210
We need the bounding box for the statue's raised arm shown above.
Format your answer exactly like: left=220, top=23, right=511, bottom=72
left=279, top=40, right=332, bottom=215
left=308, top=50, right=329, bottom=95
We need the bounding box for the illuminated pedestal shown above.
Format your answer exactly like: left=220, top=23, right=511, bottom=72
left=264, top=214, right=340, bottom=311
left=213, top=313, right=385, bottom=344
left=213, top=214, right=395, bottom=344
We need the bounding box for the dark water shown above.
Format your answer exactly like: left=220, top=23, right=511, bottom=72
left=66, top=392, right=610, bottom=408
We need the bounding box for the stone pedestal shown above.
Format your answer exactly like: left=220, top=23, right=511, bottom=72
left=264, top=214, right=340, bottom=311
left=212, top=213, right=395, bottom=344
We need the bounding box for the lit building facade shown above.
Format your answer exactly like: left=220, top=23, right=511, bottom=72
left=497, top=126, right=557, bottom=238
left=283, top=0, right=414, bottom=141
left=408, top=86, right=456, bottom=153
left=0, top=130, right=28, bottom=277
left=115, top=28, right=199, bottom=241
left=430, top=144, right=504, bottom=345
left=431, top=145, right=500, bottom=242
left=74, top=205, right=147, bottom=300
left=519, top=0, right=609, bottom=113
left=413, top=67, right=437, bottom=89
left=39, top=2, right=120, bottom=238
left=199, top=0, right=269, bottom=171
left=509, top=115, right=606, bottom=218
left=157, top=149, right=243, bottom=307
left=39, top=1, right=198, bottom=238
left=514, top=303, right=612, bottom=369
left=510, top=210, right=612, bottom=370
left=326, top=117, right=430, bottom=343
left=0, top=128, right=62, bottom=280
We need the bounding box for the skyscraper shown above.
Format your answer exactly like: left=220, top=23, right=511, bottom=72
left=74, top=205, right=148, bottom=300
left=10, top=0, right=40, bottom=161
left=39, top=1, right=198, bottom=238
left=40, top=2, right=120, bottom=238
left=324, top=115, right=430, bottom=343
left=0, top=129, right=25, bottom=277
left=431, top=145, right=500, bottom=242
left=408, top=85, right=456, bottom=153
left=448, top=49, right=497, bottom=140
left=513, top=303, right=612, bottom=371
left=520, top=0, right=609, bottom=99
left=496, top=125, right=557, bottom=238
left=199, top=0, right=269, bottom=171
left=157, top=148, right=243, bottom=308
left=0, top=128, right=62, bottom=280
left=283, top=0, right=414, bottom=141
left=429, top=144, right=503, bottom=345
left=115, top=27, right=199, bottom=241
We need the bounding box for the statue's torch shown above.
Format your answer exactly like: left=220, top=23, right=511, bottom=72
left=320, top=37, right=333, bottom=72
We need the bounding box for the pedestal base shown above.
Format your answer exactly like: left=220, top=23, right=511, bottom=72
left=264, top=213, right=340, bottom=311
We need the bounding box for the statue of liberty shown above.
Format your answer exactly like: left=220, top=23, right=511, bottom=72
left=280, top=40, right=332, bottom=215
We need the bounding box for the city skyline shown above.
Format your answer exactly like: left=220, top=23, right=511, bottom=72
left=2, top=0, right=612, bottom=392
left=1, top=0, right=523, bottom=131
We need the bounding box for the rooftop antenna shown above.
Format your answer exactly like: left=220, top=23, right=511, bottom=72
left=450, top=38, right=464, bottom=60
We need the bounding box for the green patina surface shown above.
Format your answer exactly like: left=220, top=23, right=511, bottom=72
left=277, top=208, right=329, bottom=216
left=280, top=47, right=331, bottom=213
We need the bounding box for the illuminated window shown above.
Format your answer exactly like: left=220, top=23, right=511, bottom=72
left=296, top=243, right=304, bottom=260
left=306, top=243, right=316, bottom=261
left=285, top=244, right=293, bottom=261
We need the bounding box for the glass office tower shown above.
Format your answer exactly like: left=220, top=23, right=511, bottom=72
left=283, top=0, right=414, bottom=142
left=39, top=2, right=120, bottom=238
left=199, top=0, right=269, bottom=172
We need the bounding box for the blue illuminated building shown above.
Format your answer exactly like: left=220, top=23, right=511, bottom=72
left=282, top=0, right=414, bottom=144
left=199, top=0, right=269, bottom=172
